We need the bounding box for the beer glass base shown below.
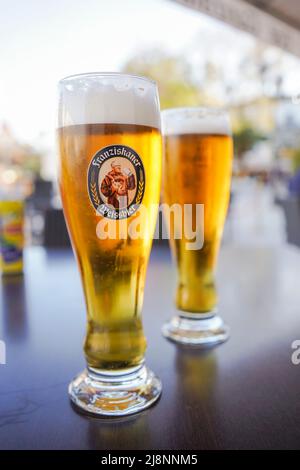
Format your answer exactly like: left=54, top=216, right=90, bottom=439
left=162, top=312, right=230, bottom=347
left=68, top=365, right=162, bottom=417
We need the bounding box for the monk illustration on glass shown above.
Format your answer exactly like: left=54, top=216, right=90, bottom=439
left=100, top=160, right=136, bottom=209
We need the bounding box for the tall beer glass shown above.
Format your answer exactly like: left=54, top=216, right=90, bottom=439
left=58, top=73, right=162, bottom=415
left=162, top=108, right=233, bottom=346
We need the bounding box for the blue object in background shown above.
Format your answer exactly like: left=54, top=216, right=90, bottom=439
left=288, top=170, right=300, bottom=196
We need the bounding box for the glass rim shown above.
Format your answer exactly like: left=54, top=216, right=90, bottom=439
left=161, top=106, right=229, bottom=117
left=58, top=72, right=157, bottom=87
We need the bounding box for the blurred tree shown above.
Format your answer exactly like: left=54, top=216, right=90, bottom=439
left=0, top=123, right=42, bottom=196
left=233, top=123, right=266, bottom=159
left=122, top=49, right=207, bottom=109
left=122, top=45, right=289, bottom=164
left=0, top=124, right=41, bottom=177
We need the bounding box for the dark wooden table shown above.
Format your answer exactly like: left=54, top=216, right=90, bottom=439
left=1, top=243, right=300, bottom=450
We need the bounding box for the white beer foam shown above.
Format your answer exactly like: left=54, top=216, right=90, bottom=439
left=162, top=108, right=231, bottom=136
left=59, top=73, right=160, bottom=128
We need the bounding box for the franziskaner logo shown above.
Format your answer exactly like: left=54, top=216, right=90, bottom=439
left=87, top=145, right=145, bottom=219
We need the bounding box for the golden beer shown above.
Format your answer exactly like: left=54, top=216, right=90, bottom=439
left=58, top=123, right=161, bottom=370
left=162, top=108, right=233, bottom=346
left=58, top=73, right=162, bottom=416
left=163, top=133, right=232, bottom=312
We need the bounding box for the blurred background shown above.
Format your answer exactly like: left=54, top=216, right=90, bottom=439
left=1, top=0, right=300, bottom=248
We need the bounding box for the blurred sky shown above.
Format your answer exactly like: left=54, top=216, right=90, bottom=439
left=0, top=0, right=299, bottom=177
left=0, top=0, right=250, bottom=140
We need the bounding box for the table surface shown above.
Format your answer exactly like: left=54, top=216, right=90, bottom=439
left=1, top=243, right=300, bottom=450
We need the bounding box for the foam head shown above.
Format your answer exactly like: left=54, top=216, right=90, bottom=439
left=162, top=107, right=231, bottom=136
left=58, top=73, right=161, bottom=129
